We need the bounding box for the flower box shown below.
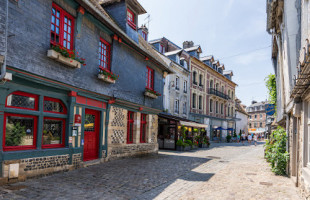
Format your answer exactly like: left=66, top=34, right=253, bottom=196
left=47, top=49, right=81, bottom=68
left=98, top=74, right=116, bottom=84
left=144, top=91, right=158, bottom=99
left=176, top=145, right=191, bottom=151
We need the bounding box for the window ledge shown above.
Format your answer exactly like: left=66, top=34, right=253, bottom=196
left=47, top=49, right=81, bottom=69
left=144, top=91, right=158, bottom=99
left=98, top=74, right=116, bottom=84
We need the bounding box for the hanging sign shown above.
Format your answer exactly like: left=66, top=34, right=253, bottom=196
left=74, top=114, right=82, bottom=126
left=69, top=136, right=73, bottom=144
left=265, top=104, right=275, bottom=116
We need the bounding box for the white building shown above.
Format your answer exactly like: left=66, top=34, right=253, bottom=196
left=235, top=99, right=248, bottom=135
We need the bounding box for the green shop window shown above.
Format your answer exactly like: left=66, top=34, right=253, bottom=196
left=3, top=91, right=67, bottom=151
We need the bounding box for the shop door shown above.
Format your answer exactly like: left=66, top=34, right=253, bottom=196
left=83, top=109, right=100, bottom=161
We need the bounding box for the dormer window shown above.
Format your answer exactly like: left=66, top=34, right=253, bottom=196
left=183, top=60, right=188, bottom=69
left=159, top=44, right=165, bottom=54
left=176, top=55, right=180, bottom=64
left=127, top=8, right=136, bottom=30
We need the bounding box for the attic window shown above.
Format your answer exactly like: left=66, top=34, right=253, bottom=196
left=142, top=31, right=147, bottom=40
left=127, top=8, right=136, bottom=30
left=159, top=44, right=165, bottom=54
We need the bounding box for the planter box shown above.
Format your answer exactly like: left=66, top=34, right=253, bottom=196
left=144, top=91, right=158, bottom=99
left=191, top=145, right=198, bottom=150
left=47, top=49, right=81, bottom=68
left=50, top=140, right=60, bottom=144
left=98, top=74, right=116, bottom=84
left=176, top=145, right=191, bottom=151
left=199, top=144, right=208, bottom=148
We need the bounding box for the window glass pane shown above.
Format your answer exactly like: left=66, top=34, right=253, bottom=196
left=52, top=16, right=55, bottom=23
left=51, top=24, right=55, bottom=31
left=52, top=8, right=56, bottom=15
left=44, top=100, right=64, bottom=113
left=56, top=27, right=59, bottom=34
left=85, top=114, right=95, bottom=132
left=7, top=93, right=36, bottom=109
left=56, top=19, right=59, bottom=26
left=56, top=11, right=60, bottom=18
left=43, top=119, right=63, bottom=145
left=5, top=116, right=34, bottom=147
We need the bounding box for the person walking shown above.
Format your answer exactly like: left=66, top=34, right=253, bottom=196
left=248, top=134, right=252, bottom=145
left=241, top=132, right=246, bottom=145
left=254, top=134, right=258, bottom=146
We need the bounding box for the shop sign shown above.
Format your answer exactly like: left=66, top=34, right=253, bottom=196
left=249, top=128, right=256, bottom=132
left=265, top=104, right=275, bottom=116
left=74, top=114, right=82, bottom=126
left=69, top=136, right=73, bottom=144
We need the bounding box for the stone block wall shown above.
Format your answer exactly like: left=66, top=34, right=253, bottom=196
left=107, top=106, right=158, bottom=160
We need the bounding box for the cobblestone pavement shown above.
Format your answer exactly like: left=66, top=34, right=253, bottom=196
left=0, top=142, right=301, bottom=200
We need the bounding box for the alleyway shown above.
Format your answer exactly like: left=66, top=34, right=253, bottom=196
left=0, top=143, right=300, bottom=200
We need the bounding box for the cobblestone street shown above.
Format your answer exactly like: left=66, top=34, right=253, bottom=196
left=0, top=142, right=301, bottom=200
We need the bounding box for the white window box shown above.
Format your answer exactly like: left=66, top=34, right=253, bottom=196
left=47, top=49, right=81, bottom=68
left=144, top=91, right=158, bottom=99
left=98, top=74, right=116, bottom=84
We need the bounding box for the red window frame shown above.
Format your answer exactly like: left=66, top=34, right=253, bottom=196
left=99, top=38, right=112, bottom=72
left=127, top=111, right=134, bottom=144
left=42, top=117, right=66, bottom=149
left=44, top=97, right=67, bottom=114
left=159, top=44, right=165, bottom=54
left=50, top=3, right=75, bottom=50
left=127, top=8, right=136, bottom=30
left=140, top=114, right=147, bottom=143
left=3, top=113, right=38, bottom=151
left=142, top=31, right=147, bottom=40
left=146, top=67, right=154, bottom=90
left=5, top=91, right=39, bottom=111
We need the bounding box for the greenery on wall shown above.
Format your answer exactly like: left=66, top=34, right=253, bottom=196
left=265, top=74, right=277, bottom=106
left=264, top=126, right=289, bottom=176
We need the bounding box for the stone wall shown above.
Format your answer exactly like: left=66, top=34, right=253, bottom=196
left=107, top=106, right=158, bottom=160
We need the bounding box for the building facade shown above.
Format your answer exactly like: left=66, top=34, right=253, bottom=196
left=246, top=101, right=268, bottom=135
left=0, top=0, right=171, bottom=181
left=235, top=98, right=248, bottom=135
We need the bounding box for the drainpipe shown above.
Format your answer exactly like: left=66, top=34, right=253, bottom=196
left=0, top=0, right=9, bottom=80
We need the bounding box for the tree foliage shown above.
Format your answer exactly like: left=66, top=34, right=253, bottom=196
left=265, top=74, right=277, bottom=105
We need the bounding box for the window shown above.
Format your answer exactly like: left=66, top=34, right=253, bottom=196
left=222, top=86, right=224, bottom=93
left=249, top=123, right=252, bottom=128
left=184, top=81, right=187, bottom=93
left=254, top=123, right=257, bottom=128
left=51, top=3, right=75, bottom=50
left=210, top=80, right=214, bottom=88
left=193, top=71, right=197, bottom=84
left=183, top=60, right=188, bottom=69
left=175, top=76, right=179, bottom=90
left=221, top=103, right=223, bottom=114
left=142, top=31, right=147, bottom=40
left=231, top=107, right=234, bottom=117
left=192, top=93, right=196, bottom=109
left=127, top=8, right=136, bottom=30
left=4, top=113, right=37, bottom=151
left=216, top=83, right=219, bottom=91
left=99, top=38, right=111, bottom=72
left=231, top=91, right=234, bottom=99
left=4, top=92, right=67, bottom=151
left=175, top=100, right=179, bottom=113
left=44, top=97, right=67, bottom=114
left=210, top=99, right=213, bottom=113
left=228, top=106, right=230, bottom=116
left=228, top=90, right=231, bottom=98
left=159, top=44, right=165, bottom=54
left=146, top=67, right=154, bottom=90
left=176, top=55, right=180, bottom=64
left=255, top=115, right=257, bottom=119
left=183, top=102, right=187, bottom=114
left=6, top=91, right=38, bottom=111
left=140, top=114, right=147, bottom=143
left=199, top=74, right=203, bottom=86
left=260, top=114, right=263, bottom=119
left=216, top=101, right=218, bottom=113
left=199, top=96, right=202, bottom=110
left=260, top=122, right=263, bottom=128
left=127, top=111, right=134, bottom=144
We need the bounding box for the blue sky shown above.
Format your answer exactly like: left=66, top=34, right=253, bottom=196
left=138, top=0, right=274, bottom=106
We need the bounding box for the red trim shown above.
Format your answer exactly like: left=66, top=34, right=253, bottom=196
left=113, top=34, right=118, bottom=40
left=99, top=38, right=111, bottom=72
left=5, top=91, right=39, bottom=111
left=68, top=91, right=77, bottom=97
left=127, top=8, right=136, bottom=30
left=76, top=96, right=87, bottom=104
left=140, top=114, right=147, bottom=143
left=87, top=98, right=103, bottom=108
left=127, top=111, right=134, bottom=144
left=3, top=113, right=37, bottom=151
left=159, top=44, right=165, bottom=54
left=146, top=67, right=154, bottom=90
left=42, top=117, right=66, bottom=149
left=51, top=3, right=75, bottom=50
left=77, top=6, right=85, bottom=15
left=44, top=96, right=67, bottom=114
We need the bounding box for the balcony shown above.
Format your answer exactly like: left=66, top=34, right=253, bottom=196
left=208, top=88, right=230, bottom=100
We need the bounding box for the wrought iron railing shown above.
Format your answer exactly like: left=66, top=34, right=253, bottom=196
left=208, top=88, right=230, bottom=100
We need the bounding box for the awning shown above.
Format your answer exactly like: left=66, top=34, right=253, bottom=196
left=214, top=127, right=225, bottom=130
left=180, top=121, right=208, bottom=128
left=249, top=130, right=266, bottom=134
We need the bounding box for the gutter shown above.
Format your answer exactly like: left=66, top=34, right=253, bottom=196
left=0, top=0, right=8, bottom=80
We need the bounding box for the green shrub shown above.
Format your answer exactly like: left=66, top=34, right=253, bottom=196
left=264, top=126, right=289, bottom=176
left=5, top=122, right=26, bottom=146
left=185, top=140, right=193, bottom=146
left=226, top=134, right=232, bottom=143
left=176, top=139, right=184, bottom=147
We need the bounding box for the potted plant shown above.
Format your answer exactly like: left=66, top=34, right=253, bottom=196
left=176, top=139, right=190, bottom=151
left=226, top=134, right=232, bottom=143
left=98, top=68, right=119, bottom=84
left=5, top=122, right=26, bottom=146
left=51, top=136, right=61, bottom=144
left=144, top=88, right=161, bottom=99
left=47, top=45, right=86, bottom=68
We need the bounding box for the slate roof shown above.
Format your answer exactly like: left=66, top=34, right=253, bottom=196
left=223, top=70, right=233, bottom=76
left=164, top=49, right=183, bottom=56
left=99, top=0, right=146, bottom=14
left=200, top=55, right=213, bottom=61
left=184, top=45, right=202, bottom=53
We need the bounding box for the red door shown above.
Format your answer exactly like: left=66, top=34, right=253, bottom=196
left=83, top=109, right=100, bottom=161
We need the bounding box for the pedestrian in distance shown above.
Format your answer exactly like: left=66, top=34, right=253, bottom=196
left=254, top=134, right=258, bottom=146
left=237, top=134, right=240, bottom=143
left=241, top=132, right=246, bottom=145
left=248, top=134, right=252, bottom=145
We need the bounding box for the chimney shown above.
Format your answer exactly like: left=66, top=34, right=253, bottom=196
left=251, top=100, right=257, bottom=105
left=183, top=41, right=194, bottom=49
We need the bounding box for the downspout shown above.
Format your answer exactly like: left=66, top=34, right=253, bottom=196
left=0, top=0, right=9, bottom=80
